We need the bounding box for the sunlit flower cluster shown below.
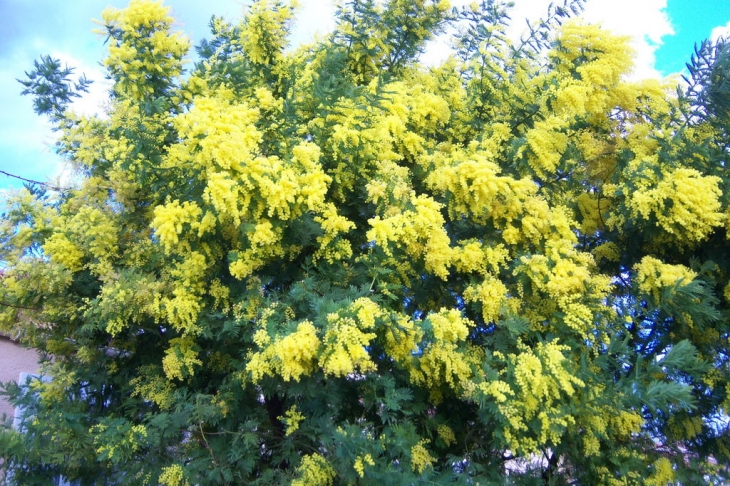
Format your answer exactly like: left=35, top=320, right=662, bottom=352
left=101, top=0, right=189, bottom=99
left=625, top=168, right=723, bottom=242
left=368, top=195, right=453, bottom=279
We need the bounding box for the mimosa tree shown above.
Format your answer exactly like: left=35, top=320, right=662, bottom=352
left=1, top=0, right=728, bottom=484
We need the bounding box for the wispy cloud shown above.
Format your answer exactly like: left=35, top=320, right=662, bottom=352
left=711, top=21, right=730, bottom=43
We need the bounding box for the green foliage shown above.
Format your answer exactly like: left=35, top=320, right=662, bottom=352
left=2, top=0, right=730, bottom=484
left=18, top=54, right=92, bottom=125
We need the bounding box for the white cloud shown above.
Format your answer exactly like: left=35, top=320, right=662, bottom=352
left=290, top=0, right=338, bottom=47
left=711, top=20, right=730, bottom=43
left=581, top=0, right=673, bottom=79
left=50, top=51, right=112, bottom=119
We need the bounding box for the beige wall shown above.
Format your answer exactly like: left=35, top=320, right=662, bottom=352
left=0, top=337, right=39, bottom=422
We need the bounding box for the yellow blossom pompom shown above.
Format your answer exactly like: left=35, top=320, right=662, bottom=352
left=274, top=321, right=322, bottom=381
left=151, top=200, right=202, bottom=253
left=247, top=321, right=322, bottom=383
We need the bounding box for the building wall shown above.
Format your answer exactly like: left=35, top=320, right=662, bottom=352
left=0, top=337, right=39, bottom=421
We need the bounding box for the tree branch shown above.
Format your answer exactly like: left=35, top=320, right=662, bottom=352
left=0, top=300, right=42, bottom=312
left=0, top=170, right=65, bottom=191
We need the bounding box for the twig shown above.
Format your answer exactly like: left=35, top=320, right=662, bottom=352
left=199, top=422, right=230, bottom=486
left=0, top=170, right=66, bottom=191
left=0, top=301, right=42, bottom=312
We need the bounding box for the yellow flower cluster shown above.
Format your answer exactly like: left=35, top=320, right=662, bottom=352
left=452, top=240, right=509, bottom=276
left=320, top=314, right=377, bottom=377
left=160, top=91, right=333, bottom=279
left=410, top=439, right=436, bottom=474
left=229, top=236, right=287, bottom=280
left=354, top=453, right=375, bottom=478
left=411, top=310, right=480, bottom=398
left=560, top=299, right=594, bottom=334
left=626, top=168, right=723, bottom=242
left=291, top=454, right=335, bottom=486
left=159, top=464, right=187, bottom=486
left=379, top=81, right=451, bottom=136
left=42, top=206, right=120, bottom=276
left=415, top=356, right=462, bottom=399
left=426, top=148, right=538, bottom=226
left=151, top=200, right=202, bottom=253
left=526, top=119, right=569, bottom=177
left=92, top=423, right=148, bottom=461
left=477, top=380, right=514, bottom=404
left=352, top=297, right=383, bottom=328
left=81, top=270, right=165, bottom=337
left=162, top=288, right=203, bottom=335
left=240, top=0, right=296, bottom=67
left=162, top=337, right=202, bottom=381
left=552, top=22, right=633, bottom=91
left=429, top=308, right=473, bottom=343
left=247, top=321, right=321, bottom=382
left=516, top=240, right=593, bottom=298
left=463, top=276, right=508, bottom=324
left=634, top=256, right=697, bottom=301
left=71, top=207, right=119, bottom=264
left=645, top=458, right=675, bottom=486
left=368, top=195, right=453, bottom=279
left=384, top=313, right=423, bottom=364
left=592, top=242, right=621, bottom=263
left=255, top=86, right=281, bottom=111
left=208, top=279, right=230, bottom=310
left=487, top=341, right=585, bottom=455
left=273, top=321, right=321, bottom=381
left=365, top=159, right=413, bottom=207
left=130, top=370, right=175, bottom=410
left=169, top=96, right=261, bottom=174
left=43, top=233, right=85, bottom=272
left=437, top=424, right=456, bottom=446
left=313, top=202, right=355, bottom=263
left=278, top=405, right=305, bottom=436
left=576, top=192, right=605, bottom=234
left=101, top=0, right=189, bottom=99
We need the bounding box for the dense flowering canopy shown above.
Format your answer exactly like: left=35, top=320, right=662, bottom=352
left=2, top=0, right=730, bottom=484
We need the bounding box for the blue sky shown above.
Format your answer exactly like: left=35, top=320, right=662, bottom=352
left=0, top=0, right=729, bottom=193
left=655, top=0, right=730, bottom=74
